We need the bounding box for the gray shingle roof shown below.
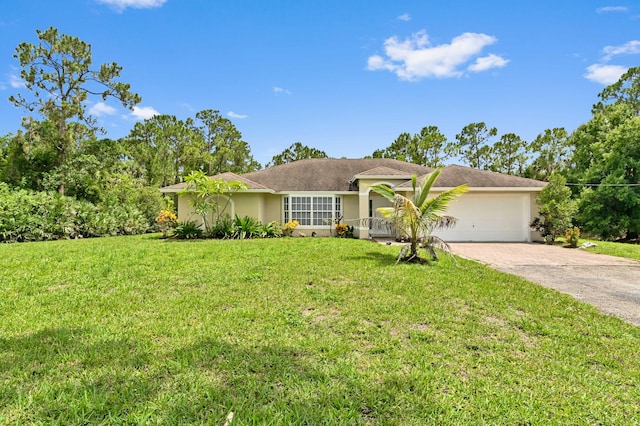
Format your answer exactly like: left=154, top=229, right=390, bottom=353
left=354, top=166, right=415, bottom=177
left=396, top=165, right=546, bottom=189
left=160, top=159, right=546, bottom=192
left=242, top=158, right=433, bottom=191
left=159, top=171, right=270, bottom=192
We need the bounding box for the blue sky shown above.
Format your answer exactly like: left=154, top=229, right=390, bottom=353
left=1, top=0, right=639, bottom=166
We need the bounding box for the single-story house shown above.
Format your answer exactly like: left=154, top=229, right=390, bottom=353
left=160, top=158, right=546, bottom=242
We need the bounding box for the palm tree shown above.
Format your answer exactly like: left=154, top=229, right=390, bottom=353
left=368, top=169, right=468, bottom=263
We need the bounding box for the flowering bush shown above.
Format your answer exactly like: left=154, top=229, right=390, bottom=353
left=565, top=226, right=580, bottom=248
left=156, top=209, right=178, bottom=238
left=282, top=220, right=299, bottom=236
left=335, top=223, right=354, bottom=238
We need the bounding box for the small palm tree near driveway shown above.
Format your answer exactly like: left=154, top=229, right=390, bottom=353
left=368, top=169, right=468, bottom=263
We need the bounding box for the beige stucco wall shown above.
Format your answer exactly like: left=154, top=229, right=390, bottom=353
left=176, top=194, right=196, bottom=224
left=342, top=194, right=359, bottom=223
left=175, top=187, right=544, bottom=241
left=262, top=194, right=282, bottom=224
left=232, top=193, right=261, bottom=219
left=176, top=193, right=263, bottom=228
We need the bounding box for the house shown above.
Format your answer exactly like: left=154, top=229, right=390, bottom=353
left=160, top=158, right=546, bottom=242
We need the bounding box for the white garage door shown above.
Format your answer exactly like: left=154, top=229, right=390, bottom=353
left=432, top=193, right=530, bottom=242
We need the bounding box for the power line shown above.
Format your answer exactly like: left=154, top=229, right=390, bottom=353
left=565, top=183, right=640, bottom=187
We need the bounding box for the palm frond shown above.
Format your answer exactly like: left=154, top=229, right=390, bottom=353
left=414, top=169, right=441, bottom=208
left=420, top=184, right=469, bottom=218
left=368, top=183, right=396, bottom=203
left=349, top=216, right=395, bottom=233
left=429, top=215, right=458, bottom=231
left=392, top=194, right=420, bottom=221
left=422, top=234, right=458, bottom=263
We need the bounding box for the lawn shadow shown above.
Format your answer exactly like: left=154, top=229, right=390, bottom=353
left=1, top=328, right=378, bottom=423
left=161, top=237, right=208, bottom=243
left=346, top=250, right=400, bottom=266
left=0, top=327, right=157, bottom=423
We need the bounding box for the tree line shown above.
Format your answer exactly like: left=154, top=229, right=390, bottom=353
left=1, top=27, right=639, bottom=241
left=370, top=66, right=640, bottom=241
left=370, top=123, right=569, bottom=182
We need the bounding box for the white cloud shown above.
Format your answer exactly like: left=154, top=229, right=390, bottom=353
left=89, top=102, right=116, bottom=117
left=180, top=102, right=196, bottom=112
left=96, top=0, right=166, bottom=12
left=468, top=54, right=510, bottom=72
left=367, top=55, right=396, bottom=74
left=366, top=30, right=507, bottom=80
left=273, top=86, right=292, bottom=95
left=397, top=13, right=411, bottom=21
left=228, top=111, right=247, bottom=119
left=584, top=64, right=628, bottom=85
left=585, top=39, right=639, bottom=84
left=602, top=40, right=640, bottom=61
left=130, top=105, right=159, bottom=120
left=9, top=74, right=24, bottom=88
left=596, top=6, right=628, bottom=13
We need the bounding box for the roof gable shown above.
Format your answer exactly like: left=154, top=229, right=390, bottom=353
left=353, top=166, right=415, bottom=179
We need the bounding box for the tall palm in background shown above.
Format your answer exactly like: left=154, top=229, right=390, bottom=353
left=368, top=169, right=468, bottom=263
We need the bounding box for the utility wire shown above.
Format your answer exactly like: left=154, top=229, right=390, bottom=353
left=565, top=183, right=640, bottom=187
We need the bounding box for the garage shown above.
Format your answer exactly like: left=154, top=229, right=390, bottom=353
left=433, top=192, right=534, bottom=242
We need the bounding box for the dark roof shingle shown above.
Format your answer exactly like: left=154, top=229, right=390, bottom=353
left=396, top=165, right=546, bottom=188
left=160, top=159, right=546, bottom=192
left=242, top=158, right=433, bottom=191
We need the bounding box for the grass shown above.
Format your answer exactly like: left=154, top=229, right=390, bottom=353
left=555, top=236, right=640, bottom=260
left=0, top=235, right=639, bottom=424
left=575, top=238, right=640, bottom=261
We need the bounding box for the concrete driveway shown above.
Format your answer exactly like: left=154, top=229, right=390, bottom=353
left=450, top=243, right=640, bottom=326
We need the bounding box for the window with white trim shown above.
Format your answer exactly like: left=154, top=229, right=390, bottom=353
left=284, top=195, right=342, bottom=226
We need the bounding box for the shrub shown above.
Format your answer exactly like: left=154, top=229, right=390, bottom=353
left=261, top=221, right=283, bottom=238
left=172, top=221, right=203, bottom=239
left=98, top=172, right=165, bottom=230
left=233, top=215, right=262, bottom=239
left=0, top=185, right=84, bottom=241
left=73, top=199, right=104, bottom=237
left=565, top=226, right=580, bottom=248
left=531, top=173, right=577, bottom=243
left=134, top=186, right=166, bottom=230
left=109, top=204, right=150, bottom=235
left=209, top=215, right=235, bottom=239
left=0, top=184, right=152, bottom=243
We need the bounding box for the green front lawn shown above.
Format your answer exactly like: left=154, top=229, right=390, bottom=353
left=1, top=236, right=638, bottom=424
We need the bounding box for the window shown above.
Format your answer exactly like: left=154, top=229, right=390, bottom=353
left=284, top=195, right=342, bottom=226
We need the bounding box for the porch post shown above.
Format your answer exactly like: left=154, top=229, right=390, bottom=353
left=358, top=190, right=369, bottom=239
